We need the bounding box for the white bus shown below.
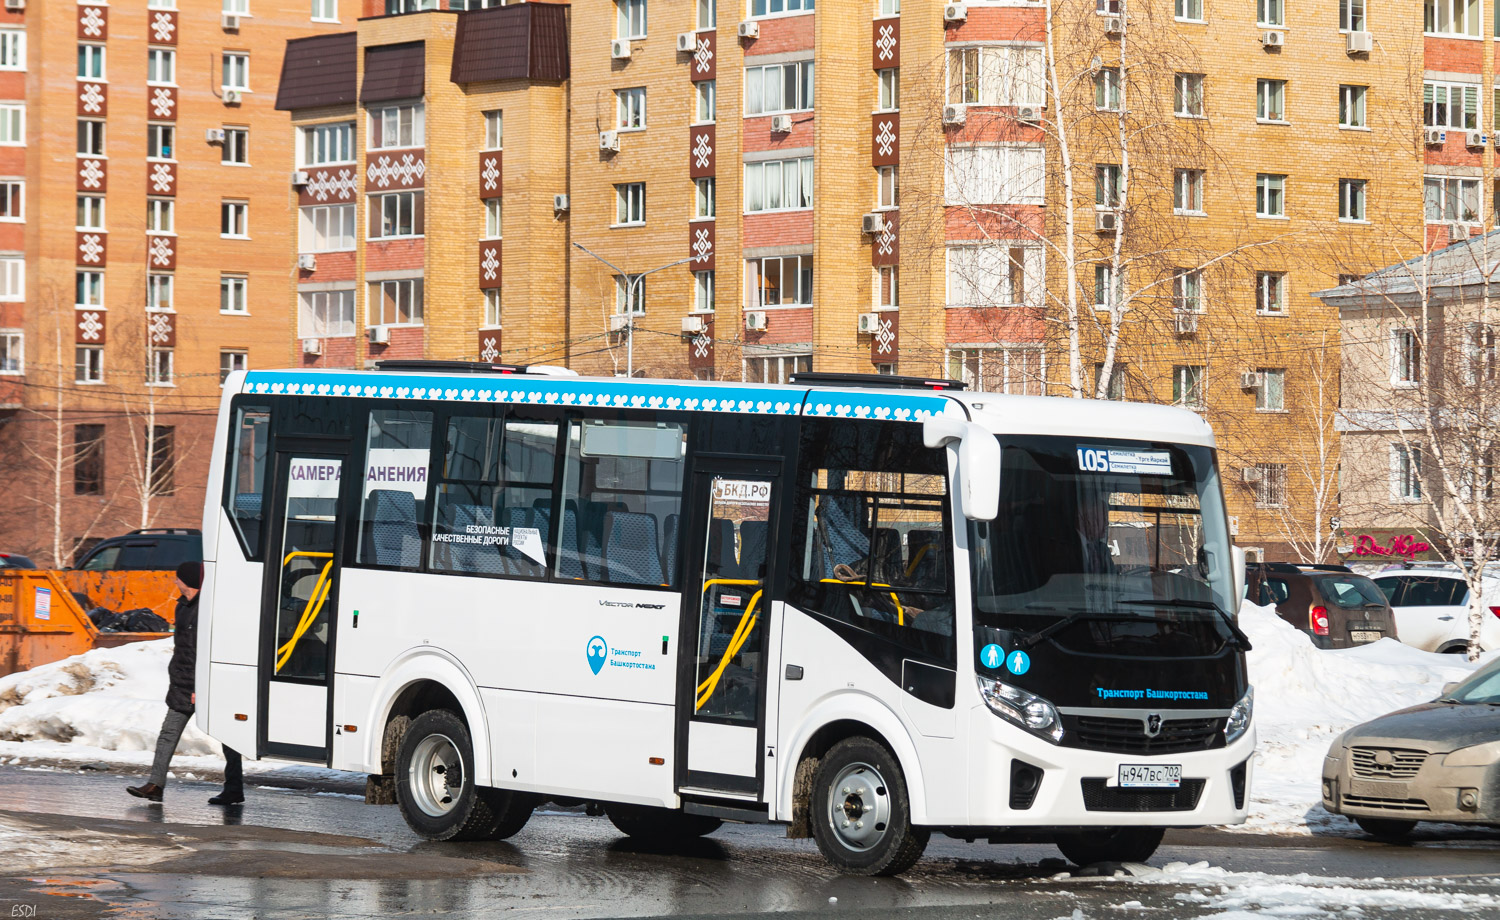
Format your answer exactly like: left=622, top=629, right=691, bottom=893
left=198, top=363, right=1254, bottom=875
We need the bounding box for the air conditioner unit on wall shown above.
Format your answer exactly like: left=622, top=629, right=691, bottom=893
left=944, top=3, right=967, bottom=21
left=302, top=338, right=323, bottom=356
left=1016, top=106, right=1041, bottom=124
left=862, top=212, right=887, bottom=234
left=857, top=312, right=881, bottom=334
left=368, top=326, right=390, bottom=345
left=223, top=90, right=243, bottom=105
left=1346, top=30, right=1373, bottom=54
left=222, top=12, right=239, bottom=29
left=1174, top=313, right=1198, bottom=335
left=681, top=315, right=706, bottom=334
left=611, top=39, right=632, bottom=60
left=744, top=311, right=768, bottom=330
left=942, top=104, right=967, bottom=125
left=1241, top=468, right=1263, bottom=483
left=677, top=32, right=696, bottom=52
left=599, top=130, right=620, bottom=152
left=737, top=20, right=759, bottom=38
left=609, top=314, right=631, bottom=332
left=1452, top=223, right=1472, bottom=241
left=1260, top=29, right=1284, bottom=47
left=771, top=114, right=793, bottom=133
left=1095, top=210, right=1118, bottom=234
left=297, top=253, right=317, bottom=271
left=205, top=128, right=226, bottom=144
left=1105, top=17, right=1124, bottom=35
left=1466, top=131, right=1486, bottom=148
left=1240, top=370, right=1263, bottom=389
left=553, top=193, right=570, bottom=211
left=1425, top=127, right=1446, bottom=146
left=3, top=0, right=24, bottom=10
left=291, top=170, right=310, bottom=187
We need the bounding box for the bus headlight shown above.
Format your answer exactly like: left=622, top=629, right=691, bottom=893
left=977, top=675, right=1063, bottom=743
left=1225, top=686, right=1254, bottom=744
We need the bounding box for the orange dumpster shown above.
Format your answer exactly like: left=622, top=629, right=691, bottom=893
left=0, top=570, right=176, bottom=677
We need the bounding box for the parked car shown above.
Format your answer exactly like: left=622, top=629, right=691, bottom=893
left=74, top=529, right=201, bottom=572
left=1322, top=656, right=1500, bottom=840
left=1371, top=565, right=1500, bottom=654
left=1245, top=562, right=1399, bottom=649
left=0, top=552, right=37, bottom=569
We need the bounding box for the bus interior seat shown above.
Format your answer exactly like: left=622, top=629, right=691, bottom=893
left=817, top=496, right=870, bottom=578
left=707, top=517, right=736, bottom=576
left=907, top=529, right=944, bottom=588
left=871, top=526, right=902, bottom=585
left=459, top=504, right=507, bottom=575
left=366, top=489, right=421, bottom=568
left=502, top=505, right=547, bottom=575
left=558, top=507, right=585, bottom=579
left=662, top=513, right=680, bottom=587
left=234, top=492, right=263, bottom=518
left=738, top=520, right=769, bottom=581
left=603, top=511, right=665, bottom=585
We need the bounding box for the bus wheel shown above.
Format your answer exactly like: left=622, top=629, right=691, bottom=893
left=606, top=804, right=722, bottom=844
left=1055, top=826, right=1165, bottom=866
left=481, top=790, right=538, bottom=841
left=394, top=709, right=496, bottom=841
left=810, top=737, right=928, bottom=876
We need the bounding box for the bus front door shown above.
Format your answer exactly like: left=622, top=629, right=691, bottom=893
left=258, top=451, right=348, bottom=762
left=677, top=460, right=782, bottom=801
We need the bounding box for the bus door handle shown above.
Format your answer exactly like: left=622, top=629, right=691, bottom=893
left=785, top=664, right=804, bottom=680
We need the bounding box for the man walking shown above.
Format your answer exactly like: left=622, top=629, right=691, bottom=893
left=127, top=562, right=244, bottom=805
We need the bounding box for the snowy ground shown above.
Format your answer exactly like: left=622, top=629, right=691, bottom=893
left=0, top=607, right=1490, bottom=834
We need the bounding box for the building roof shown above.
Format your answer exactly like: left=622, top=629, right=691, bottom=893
left=450, top=2, right=570, bottom=85
left=275, top=32, right=357, bottom=111
left=1312, top=229, right=1500, bottom=309
left=361, top=41, right=426, bottom=105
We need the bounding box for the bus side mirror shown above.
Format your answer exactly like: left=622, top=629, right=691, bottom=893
left=923, top=417, right=1000, bottom=522
left=1232, top=545, right=1247, bottom=607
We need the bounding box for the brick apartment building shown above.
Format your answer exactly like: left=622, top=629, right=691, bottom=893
left=0, top=1, right=358, bottom=565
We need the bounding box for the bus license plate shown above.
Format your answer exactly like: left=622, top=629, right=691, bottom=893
left=1350, top=630, right=1382, bottom=644
left=1118, top=764, right=1181, bottom=789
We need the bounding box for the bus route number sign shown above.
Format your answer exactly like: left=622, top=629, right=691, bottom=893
left=1076, top=446, right=1173, bottom=476
left=714, top=479, right=771, bottom=504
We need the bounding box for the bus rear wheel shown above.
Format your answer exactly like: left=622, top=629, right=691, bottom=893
left=1055, top=826, right=1165, bottom=866
left=394, top=709, right=496, bottom=842
left=606, top=804, right=722, bottom=844
left=810, top=737, right=928, bottom=876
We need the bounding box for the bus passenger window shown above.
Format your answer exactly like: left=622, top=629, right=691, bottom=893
left=555, top=418, right=687, bottom=588
left=356, top=409, right=433, bottom=569
left=225, top=404, right=270, bottom=558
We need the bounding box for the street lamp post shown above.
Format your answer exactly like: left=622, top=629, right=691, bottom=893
left=573, top=242, right=695, bottom=378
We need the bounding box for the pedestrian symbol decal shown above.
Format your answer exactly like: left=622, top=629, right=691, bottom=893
left=1006, top=650, right=1031, bottom=676
left=586, top=635, right=608, bottom=675
left=980, top=643, right=1005, bottom=670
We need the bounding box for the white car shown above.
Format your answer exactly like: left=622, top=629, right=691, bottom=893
left=1370, top=568, right=1500, bottom=654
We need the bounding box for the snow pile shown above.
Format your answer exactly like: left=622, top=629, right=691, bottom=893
left=1239, top=600, right=1482, bottom=834
left=1125, top=861, right=1500, bottom=915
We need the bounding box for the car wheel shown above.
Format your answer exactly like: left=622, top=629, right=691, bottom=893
left=394, top=709, right=497, bottom=841
left=1055, top=826, right=1165, bottom=866
left=606, top=803, right=722, bottom=843
left=1354, top=816, right=1416, bottom=841
left=809, top=737, right=928, bottom=876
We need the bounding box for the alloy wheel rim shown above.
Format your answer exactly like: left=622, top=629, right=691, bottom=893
left=825, top=761, right=891, bottom=852
left=409, top=733, right=464, bottom=818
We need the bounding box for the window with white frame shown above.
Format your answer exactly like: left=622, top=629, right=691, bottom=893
left=1257, top=0, right=1284, bottom=26
left=75, top=346, right=103, bottom=384
left=699, top=0, right=717, bottom=28
left=147, top=48, right=175, bottom=85
left=1094, top=68, right=1120, bottom=112
left=77, top=44, right=105, bottom=80
left=878, top=68, right=899, bottom=111
left=1174, top=269, right=1203, bottom=313
left=744, top=157, right=813, bottom=212
left=746, top=254, right=813, bottom=308
left=0, top=180, right=22, bottom=221
left=147, top=273, right=173, bottom=311
left=148, top=348, right=173, bottom=385
left=879, top=0, right=899, bottom=13
left=1340, top=0, right=1366, bottom=30
left=749, top=0, right=813, bottom=16
left=0, top=330, right=21, bottom=373
left=224, top=0, right=251, bottom=13
left=1256, top=173, right=1286, bottom=217
left=75, top=270, right=103, bottom=308
left=1173, top=365, right=1205, bottom=409
left=1174, top=73, right=1204, bottom=116
left=694, top=269, right=715, bottom=312
left=695, top=177, right=716, bottom=218
left=947, top=347, right=1044, bottom=396
left=483, top=198, right=503, bottom=238
left=370, top=191, right=423, bottom=238
left=0, top=31, right=23, bottom=71
left=1392, top=444, right=1423, bottom=501
left=147, top=123, right=174, bottom=159
left=945, top=145, right=1045, bottom=205
left=1095, top=163, right=1121, bottom=208
left=1425, top=176, right=1480, bottom=222
left=877, top=166, right=899, bottom=209
left=946, top=46, right=1045, bottom=107
left=745, top=61, right=815, bottom=115
left=312, top=0, right=339, bottom=20
left=1175, top=0, right=1203, bottom=21
left=369, top=103, right=424, bottom=149
left=483, top=288, right=502, bottom=327
left=1252, top=463, right=1287, bottom=507
left=616, top=87, right=647, bottom=129
left=1339, top=178, right=1366, bottom=221
left=948, top=245, right=1042, bottom=308
left=1392, top=328, right=1421, bottom=385
left=299, top=289, right=355, bottom=337
left=1256, top=271, right=1288, bottom=314
left=1174, top=168, right=1204, bottom=214
left=1425, top=0, right=1480, bottom=36
left=696, top=80, right=716, bottom=122
left=221, top=275, right=248, bottom=313
left=0, top=259, right=20, bottom=302
left=221, top=200, right=249, bottom=237
left=1256, top=368, right=1286, bottom=411
left=1256, top=79, right=1287, bottom=121
left=483, top=109, right=503, bottom=149
left=1425, top=82, right=1479, bottom=129
left=1340, top=84, right=1367, bottom=127
left=223, top=127, right=249, bottom=164
left=222, top=53, right=249, bottom=92
left=369, top=278, right=424, bottom=326
left=300, top=122, right=355, bottom=165
left=149, top=0, right=177, bottom=7
left=874, top=264, right=900, bottom=311
left=220, top=350, right=248, bottom=384
left=614, top=182, right=645, bottom=225
left=1096, top=0, right=1120, bottom=12
left=1094, top=263, right=1115, bottom=309
left=75, top=195, right=104, bottom=230
left=617, top=0, right=647, bottom=38
left=744, top=353, right=812, bottom=384
left=1464, top=321, right=1497, bottom=385
left=0, top=105, right=23, bottom=145
left=614, top=275, right=646, bottom=314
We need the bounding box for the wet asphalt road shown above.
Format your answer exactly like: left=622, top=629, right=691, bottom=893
left=3, top=764, right=1500, bottom=919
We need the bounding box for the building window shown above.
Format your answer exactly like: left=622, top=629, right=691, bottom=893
left=695, top=177, right=716, bottom=218
left=221, top=275, right=249, bottom=314
left=148, top=349, right=174, bottom=386
left=1257, top=0, right=1284, bottom=26
left=145, top=199, right=173, bottom=234
left=483, top=288, right=502, bottom=327
left=220, top=350, right=248, bottom=384
left=743, top=157, right=814, bottom=213
left=694, top=270, right=715, bottom=312
left=0, top=104, right=21, bottom=146
left=148, top=425, right=176, bottom=495
left=617, top=0, right=647, bottom=38
left=224, top=0, right=251, bottom=13
left=614, top=182, right=646, bottom=225
left=0, top=329, right=20, bottom=371
left=75, top=195, right=105, bottom=231
left=946, top=46, right=1044, bottom=107
left=0, top=258, right=21, bottom=302
left=484, top=198, right=503, bottom=238
left=945, top=145, right=1045, bottom=205
left=878, top=68, right=899, bottom=112
left=369, top=279, right=424, bottom=326
left=223, top=127, right=249, bottom=164
left=483, top=109, right=503, bottom=149
left=1392, top=328, right=1421, bottom=386
left=1392, top=445, right=1423, bottom=501
left=746, top=254, right=813, bottom=308
left=744, top=353, right=811, bottom=384
left=147, top=123, right=175, bottom=159
left=1174, top=73, right=1204, bottom=117
left=1174, top=269, right=1203, bottom=313
left=1256, top=271, right=1287, bottom=314
left=1172, top=365, right=1205, bottom=409
left=75, top=346, right=104, bottom=384
left=75, top=118, right=102, bottom=155
left=78, top=44, right=105, bottom=80
left=879, top=0, right=899, bottom=13
left=74, top=425, right=105, bottom=494
left=947, top=347, right=1045, bottom=396
left=221, top=200, right=249, bottom=237
left=1094, top=68, right=1120, bottom=112
left=300, top=122, right=355, bottom=165
left=1256, top=368, right=1286, bottom=411
left=1340, top=85, right=1367, bottom=127
left=1339, top=178, right=1367, bottom=221
left=369, top=103, right=424, bottom=149
left=696, top=80, right=716, bottom=122
left=1094, top=264, right=1114, bottom=309
left=0, top=180, right=20, bottom=221
left=1256, top=79, right=1287, bottom=122
left=877, top=166, right=899, bottom=209
left=222, top=53, right=249, bottom=92
left=1095, top=362, right=1125, bottom=400
left=1256, top=173, right=1286, bottom=217
left=299, top=289, right=355, bottom=337
left=370, top=191, right=423, bottom=238
left=613, top=87, right=647, bottom=131
left=312, top=0, right=339, bottom=20
left=1464, top=321, right=1497, bottom=385
left=948, top=245, right=1039, bottom=308
left=698, top=0, right=717, bottom=28
left=1173, top=168, right=1204, bottom=214
left=1425, top=176, right=1480, bottom=222
left=75, top=270, right=103, bottom=308
left=147, top=274, right=174, bottom=311
left=385, top=0, right=439, bottom=11
left=0, top=31, right=24, bottom=72
left=147, top=48, right=176, bottom=85
left=1424, top=82, right=1479, bottom=129
left=746, top=61, right=815, bottom=115
left=1175, top=0, right=1203, bottom=21
left=1340, top=0, right=1366, bottom=30
left=615, top=275, right=646, bottom=315
left=1095, top=164, right=1121, bottom=208
left=749, top=0, right=813, bottom=16
left=1425, top=0, right=1480, bottom=36
left=1252, top=463, right=1287, bottom=507
left=876, top=265, right=898, bottom=309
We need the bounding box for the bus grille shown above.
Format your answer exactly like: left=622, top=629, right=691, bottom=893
left=1350, top=747, right=1427, bottom=780
left=1068, top=715, right=1225, bottom=755
left=1080, top=778, right=1205, bottom=812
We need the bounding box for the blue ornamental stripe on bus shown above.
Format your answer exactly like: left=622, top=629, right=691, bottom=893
left=241, top=371, right=952, bottom=423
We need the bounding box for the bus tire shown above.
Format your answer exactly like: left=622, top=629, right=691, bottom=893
left=1055, top=826, right=1165, bottom=866
left=394, top=709, right=495, bottom=842
left=606, top=803, right=722, bottom=843
left=810, top=736, right=928, bottom=876
left=481, top=790, right=538, bottom=841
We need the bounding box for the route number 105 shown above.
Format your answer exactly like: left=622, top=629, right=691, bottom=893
left=1076, top=447, right=1111, bottom=472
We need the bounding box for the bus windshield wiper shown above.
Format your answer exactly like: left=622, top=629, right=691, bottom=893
left=1012, top=607, right=1135, bottom=651
left=1118, top=598, right=1253, bottom=651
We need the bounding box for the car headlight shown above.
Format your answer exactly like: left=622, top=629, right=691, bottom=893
left=976, top=674, right=1063, bottom=743
left=1224, top=686, right=1254, bottom=744
left=1445, top=740, right=1500, bottom=767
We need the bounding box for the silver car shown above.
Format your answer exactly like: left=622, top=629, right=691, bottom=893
left=1322, top=659, right=1500, bottom=839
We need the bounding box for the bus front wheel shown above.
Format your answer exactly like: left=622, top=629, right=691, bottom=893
left=1055, top=826, right=1165, bottom=866
left=810, top=737, right=929, bottom=876
left=394, top=709, right=497, bottom=842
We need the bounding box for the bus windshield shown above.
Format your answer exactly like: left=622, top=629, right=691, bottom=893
left=968, top=435, right=1237, bottom=657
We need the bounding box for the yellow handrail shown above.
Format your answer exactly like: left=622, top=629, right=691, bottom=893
left=283, top=550, right=333, bottom=566
left=275, top=559, right=334, bottom=673
left=694, top=589, right=763, bottom=711
left=819, top=577, right=906, bottom=626
left=904, top=544, right=931, bottom=579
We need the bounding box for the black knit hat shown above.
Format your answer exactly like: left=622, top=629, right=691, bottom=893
left=176, top=561, right=202, bottom=590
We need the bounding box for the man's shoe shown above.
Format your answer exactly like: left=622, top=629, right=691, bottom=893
left=208, top=790, right=244, bottom=806
left=126, top=782, right=163, bottom=802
